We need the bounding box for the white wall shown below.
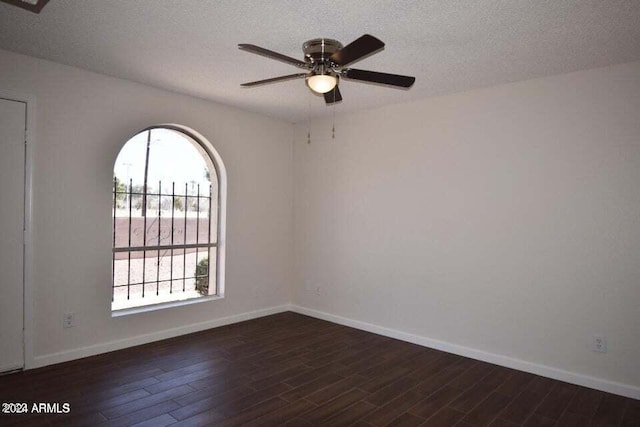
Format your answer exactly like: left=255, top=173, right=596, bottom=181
left=294, top=61, right=640, bottom=392
left=0, top=49, right=293, bottom=365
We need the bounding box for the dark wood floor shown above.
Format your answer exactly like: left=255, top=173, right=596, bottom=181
left=0, top=312, right=638, bottom=427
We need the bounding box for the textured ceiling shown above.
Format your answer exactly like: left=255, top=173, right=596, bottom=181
left=1, top=0, right=639, bottom=123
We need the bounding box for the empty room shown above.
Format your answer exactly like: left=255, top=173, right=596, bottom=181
left=0, top=1, right=639, bottom=426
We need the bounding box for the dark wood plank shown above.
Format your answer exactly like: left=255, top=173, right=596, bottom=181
left=414, top=357, right=476, bottom=397
left=408, top=385, right=465, bottom=419
left=522, top=413, right=556, bottom=427
left=280, top=372, right=344, bottom=402
left=130, top=413, right=177, bottom=427
left=494, top=371, right=535, bottom=398
left=534, top=382, right=578, bottom=420
left=186, top=369, right=250, bottom=392
left=387, top=412, right=426, bottom=427
left=555, top=411, right=591, bottom=427
left=622, top=398, right=640, bottom=427
left=101, top=384, right=194, bottom=419
left=283, top=418, right=313, bottom=427
left=422, top=406, right=465, bottom=426
left=460, top=391, right=512, bottom=426
left=324, top=400, right=377, bottom=427
left=284, top=366, right=340, bottom=388
left=363, top=389, right=425, bottom=426
left=249, top=364, right=311, bottom=391
left=175, top=383, right=254, bottom=406
left=167, top=407, right=224, bottom=427
left=488, top=418, right=520, bottom=427
left=447, top=362, right=495, bottom=391
left=299, top=388, right=369, bottom=424
left=364, top=376, right=422, bottom=407
left=2, top=414, right=62, bottom=427
left=99, top=400, right=182, bottom=427
left=50, top=411, right=107, bottom=427
left=359, top=365, right=412, bottom=393
left=171, top=382, right=289, bottom=421
left=499, top=387, right=550, bottom=424
left=449, top=368, right=513, bottom=413
left=304, top=375, right=368, bottom=405
left=591, top=393, right=628, bottom=426
left=565, top=387, right=603, bottom=418
left=218, top=397, right=290, bottom=427
left=243, top=399, right=316, bottom=427
left=214, top=382, right=292, bottom=417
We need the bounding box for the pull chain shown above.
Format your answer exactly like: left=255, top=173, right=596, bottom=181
left=332, top=90, right=336, bottom=139
left=307, top=91, right=311, bottom=144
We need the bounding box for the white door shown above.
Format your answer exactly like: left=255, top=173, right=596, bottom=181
left=0, top=97, right=26, bottom=372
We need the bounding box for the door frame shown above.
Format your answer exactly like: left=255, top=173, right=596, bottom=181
left=0, top=90, right=35, bottom=371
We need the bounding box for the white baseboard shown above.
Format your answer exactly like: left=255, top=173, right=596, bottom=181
left=290, top=305, right=640, bottom=400
left=30, top=304, right=292, bottom=369
left=0, top=363, right=23, bottom=374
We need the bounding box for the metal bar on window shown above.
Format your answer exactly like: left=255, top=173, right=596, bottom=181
left=208, top=184, right=213, bottom=295
left=216, top=173, right=221, bottom=297
left=194, top=184, right=200, bottom=296
left=183, top=182, right=188, bottom=292
left=112, top=177, right=117, bottom=302
left=127, top=179, right=133, bottom=300
left=114, top=190, right=212, bottom=199
left=113, top=274, right=211, bottom=288
left=157, top=180, right=161, bottom=296
left=142, top=178, right=147, bottom=298
left=207, top=184, right=212, bottom=247
left=142, top=129, right=151, bottom=216
left=196, top=184, right=200, bottom=247
left=113, top=242, right=217, bottom=253
left=170, top=182, right=175, bottom=294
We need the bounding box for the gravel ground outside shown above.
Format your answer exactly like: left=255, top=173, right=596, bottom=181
left=112, top=250, right=216, bottom=310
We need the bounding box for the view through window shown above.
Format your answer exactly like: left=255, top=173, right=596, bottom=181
left=112, top=126, right=220, bottom=311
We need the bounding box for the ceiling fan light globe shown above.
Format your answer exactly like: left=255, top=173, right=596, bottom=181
left=306, top=75, right=337, bottom=94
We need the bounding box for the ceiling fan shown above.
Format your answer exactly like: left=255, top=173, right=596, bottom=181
left=238, top=34, right=416, bottom=105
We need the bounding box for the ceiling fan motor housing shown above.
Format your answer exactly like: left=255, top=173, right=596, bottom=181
left=303, top=38, right=343, bottom=67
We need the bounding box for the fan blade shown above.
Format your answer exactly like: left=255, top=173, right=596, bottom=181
left=241, top=73, right=307, bottom=87
left=238, top=44, right=307, bottom=68
left=342, top=68, right=415, bottom=88
left=329, top=34, right=385, bottom=67
left=324, top=86, right=342, bottom=104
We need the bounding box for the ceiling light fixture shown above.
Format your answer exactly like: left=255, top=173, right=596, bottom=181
left=306, top=73, right=337, bottom=94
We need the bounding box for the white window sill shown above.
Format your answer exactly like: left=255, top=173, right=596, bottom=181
left=111, top=294, right=224, bottom=317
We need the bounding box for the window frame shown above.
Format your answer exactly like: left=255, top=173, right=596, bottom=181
left=111, top=123, right=227, bottom=316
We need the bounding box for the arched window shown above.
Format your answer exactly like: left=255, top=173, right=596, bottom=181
left=112, top=125, right=226, bottom=312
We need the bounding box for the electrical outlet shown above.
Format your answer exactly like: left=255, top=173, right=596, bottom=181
left=593, top=335, right=607, bottom=353
left=63, top=312, right=75, bottom=329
